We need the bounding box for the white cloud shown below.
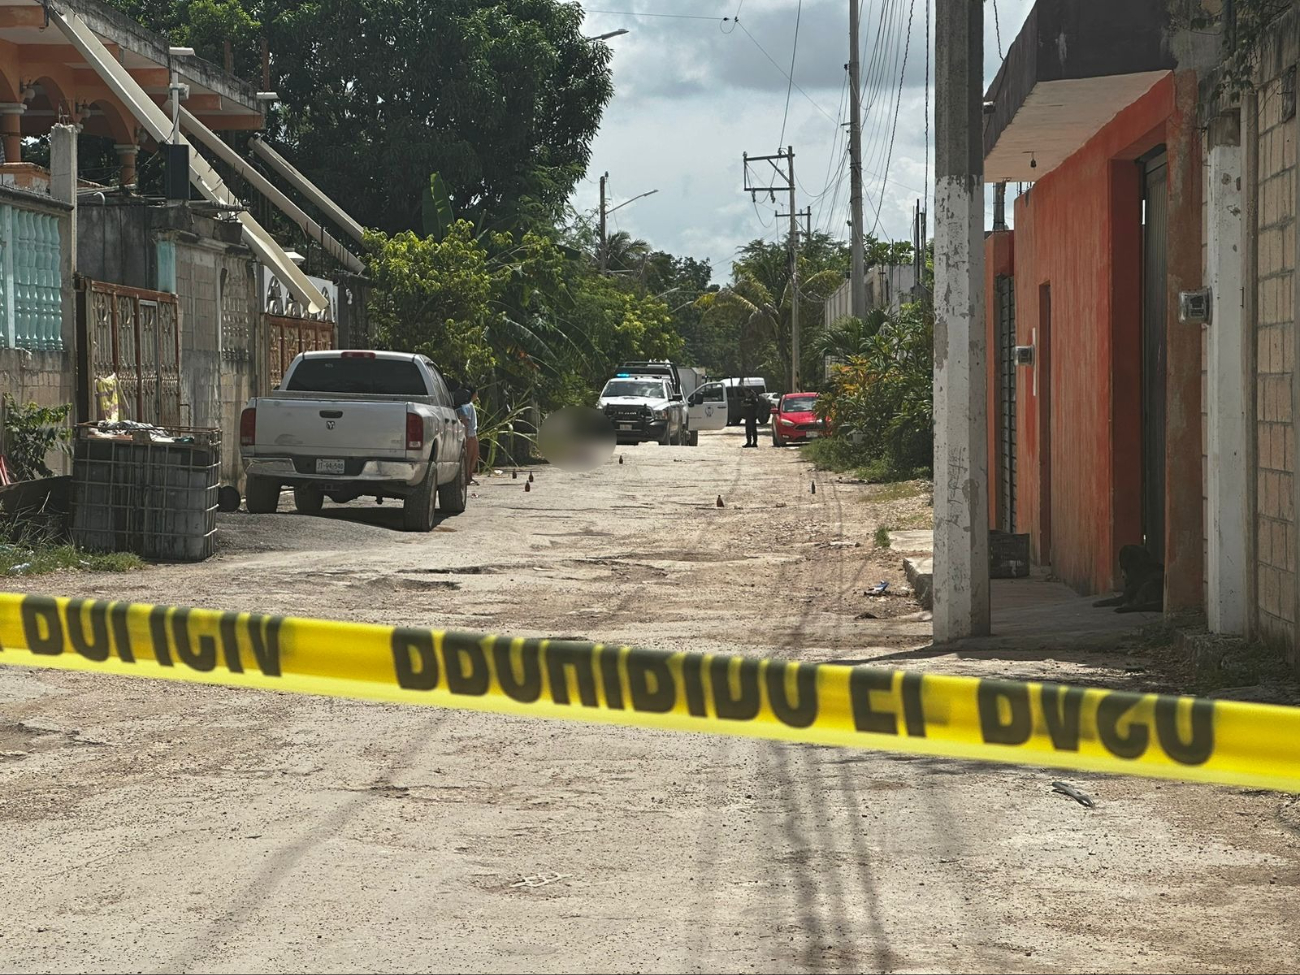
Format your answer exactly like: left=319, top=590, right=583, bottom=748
left=571, top=0, right=1035, bottom=283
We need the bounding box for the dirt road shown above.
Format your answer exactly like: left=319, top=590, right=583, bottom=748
left=2, top=427, right=1298, bottom=974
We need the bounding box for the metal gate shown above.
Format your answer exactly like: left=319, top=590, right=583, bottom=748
left=78, top=279, right=181, bottom=427
left=266, top=315, right=335, bottom=390
left=1141, top=151, right=1169, bottom=561
left=995, top=274, right=1017, bottom=533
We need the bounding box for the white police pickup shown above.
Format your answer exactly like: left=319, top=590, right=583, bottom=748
left=598, top=374, right=689, bottom=446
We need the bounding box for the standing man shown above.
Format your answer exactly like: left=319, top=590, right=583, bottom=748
left=456, top=385, right=480, bottom=484
left=741, top=387, right=759, bottom=448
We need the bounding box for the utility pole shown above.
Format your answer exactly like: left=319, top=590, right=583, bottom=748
left=788, top=146, right=800, bottom=393
left=744, top=148, right=801, bottom=391
left=599, top=171, right=608, bottom=272
left=848, top=1, right=867, bottom=320
left=993, top=181, right=1007, bottom=230
left=933, top=0, right=989, bottom=640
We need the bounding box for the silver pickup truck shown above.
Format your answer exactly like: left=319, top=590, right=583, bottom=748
left=239, top=350, right=468, bottom=531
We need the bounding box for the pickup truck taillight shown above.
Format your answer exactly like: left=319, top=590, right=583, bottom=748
left=240, top=407, right=256, bottom=446
left=406, top=412, right=424, bottom=451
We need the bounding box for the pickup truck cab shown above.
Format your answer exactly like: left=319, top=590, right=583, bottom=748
left=598, top=375, right=688, bottom=445
left=239, top=350, right=467, bottom=532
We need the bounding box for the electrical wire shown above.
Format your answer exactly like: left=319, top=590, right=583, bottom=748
left=736, top=21, right=838, bottom=126
left=992, top=0, right=1003, bottom=59
left=924, top=0, right=930, bottom=207
left=583, top=9, right=729, bottom=21
left=868, top=0, right=915, bottom=237
left=777, top=0, right=804, bottom=150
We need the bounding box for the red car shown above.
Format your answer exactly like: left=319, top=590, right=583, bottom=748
left=771, top=392, right=825, bottom=446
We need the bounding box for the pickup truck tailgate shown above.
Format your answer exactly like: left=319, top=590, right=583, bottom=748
left=256, top=399, right=410, bottom=455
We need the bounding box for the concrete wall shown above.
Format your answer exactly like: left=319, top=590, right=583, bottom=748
left=78, top=202, right=259, bottom=486
left=1251, top=21, right=1300, bottom=656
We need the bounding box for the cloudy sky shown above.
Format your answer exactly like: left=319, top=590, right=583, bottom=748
left=570, top=0, right=1034, bottom=284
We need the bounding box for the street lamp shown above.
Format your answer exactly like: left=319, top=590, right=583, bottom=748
left=607, top=188, right=657, bottom=215
left=586, top=29, right=629, bottom=41
left=598, top=181, right=657, bottom=272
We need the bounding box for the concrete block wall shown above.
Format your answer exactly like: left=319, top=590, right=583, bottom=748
left=1253, top=22, right=1300, bottom=654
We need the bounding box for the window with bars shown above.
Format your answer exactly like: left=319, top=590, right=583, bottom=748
left=0, top=204, right=63, bottom=350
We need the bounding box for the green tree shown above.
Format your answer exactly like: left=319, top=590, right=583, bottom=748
left=268, top=0, right=612, bottom=235
left=364, top=221, right=498, bottom=381
left=816, top=308, right=892, bottom=363
left=107, top=0, right=613, bottom=236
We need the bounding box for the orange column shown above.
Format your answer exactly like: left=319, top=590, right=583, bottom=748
left=0, top=103, right=23, bottom=164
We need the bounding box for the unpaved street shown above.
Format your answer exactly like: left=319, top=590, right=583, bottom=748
left=2, top=428, right=1299, bottom=974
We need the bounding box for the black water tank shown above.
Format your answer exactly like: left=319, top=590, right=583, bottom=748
left=162, top=143, right=189, bottom=201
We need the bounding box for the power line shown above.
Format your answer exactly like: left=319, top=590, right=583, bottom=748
left=583, top=9, right=728, bottom=21
left=924, top=0, right=930, bottom=205
left=777, top=0, right=804, bottom=150
left=992, top=0, right=1003, bottom=59
left=868, top=0, right=916, bottom=237
left=736, top=21, right=838, bottom=126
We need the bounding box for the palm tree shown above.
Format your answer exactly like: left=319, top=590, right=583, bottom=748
left=816, top=307, right=893, bottom=363
left=601, top=231, right=650, bottom=274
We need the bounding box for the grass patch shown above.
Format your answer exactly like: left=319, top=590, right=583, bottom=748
left=0, top=510, right=144, bottom=576
left=805, top=438, right=930, bottom=484
left=0, top=542, right=143, bottom=576
left=863, top=479, right=928, bottom=502
left=873, top=526, right=891, bottom=549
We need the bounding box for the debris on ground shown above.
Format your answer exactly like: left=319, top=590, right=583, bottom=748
left=1052, top=781, right=1096, bottom=808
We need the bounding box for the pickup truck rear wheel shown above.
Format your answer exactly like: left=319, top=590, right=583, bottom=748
left=245, top=475, right=280, bottom=514
left=438, top=452, right=468, bottom=514
left=293, top=486, right=324, bottom=515
left=402, top=463, right=438, bottom=532
left=688, top=430, right=699, bottom=447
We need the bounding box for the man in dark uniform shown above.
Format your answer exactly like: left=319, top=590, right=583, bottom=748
left=741, top=387, right=759, bottom=448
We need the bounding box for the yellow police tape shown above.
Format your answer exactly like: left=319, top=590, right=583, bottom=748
left=1, top=591, right=1298, bottom=791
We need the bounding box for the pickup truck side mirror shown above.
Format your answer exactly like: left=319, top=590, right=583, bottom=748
left=688, top=393, right=701, bottom=405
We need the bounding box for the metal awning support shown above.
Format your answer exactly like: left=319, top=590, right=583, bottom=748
left=49, top=5, right=327, bottom=314
left=249, top=136, right=366, bottom=245
left=179, top=108, right=365, bottom=275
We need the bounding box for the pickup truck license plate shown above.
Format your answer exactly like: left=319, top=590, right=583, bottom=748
left=618, top=423, right=634, bottom=431
left=315, top=458, right=345, bottom=474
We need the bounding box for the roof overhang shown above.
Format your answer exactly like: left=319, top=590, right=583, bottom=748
left=983, top=0, right=1178, bottom=181
left=0, top=0, right=263, bottom=139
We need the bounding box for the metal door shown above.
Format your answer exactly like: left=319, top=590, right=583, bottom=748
left=1141, top=150, right=1169, bottom=561
left=995, top=274, right=1017, bottom=532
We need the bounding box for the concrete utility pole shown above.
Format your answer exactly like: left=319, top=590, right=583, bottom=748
left=599, top=172, right=608, bottom=272
left=787, top=146, right=800, bottom=392
left=744, top=148, right=801, bottom=390
left=933, top=0, right=989, bottom=641
left=993, top=181, right=1007, bottom=230
left=848, top=0, right=867, bottom=319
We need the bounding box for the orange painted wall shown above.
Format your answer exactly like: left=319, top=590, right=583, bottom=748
left=999, top=74, right=1177, bottom=594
